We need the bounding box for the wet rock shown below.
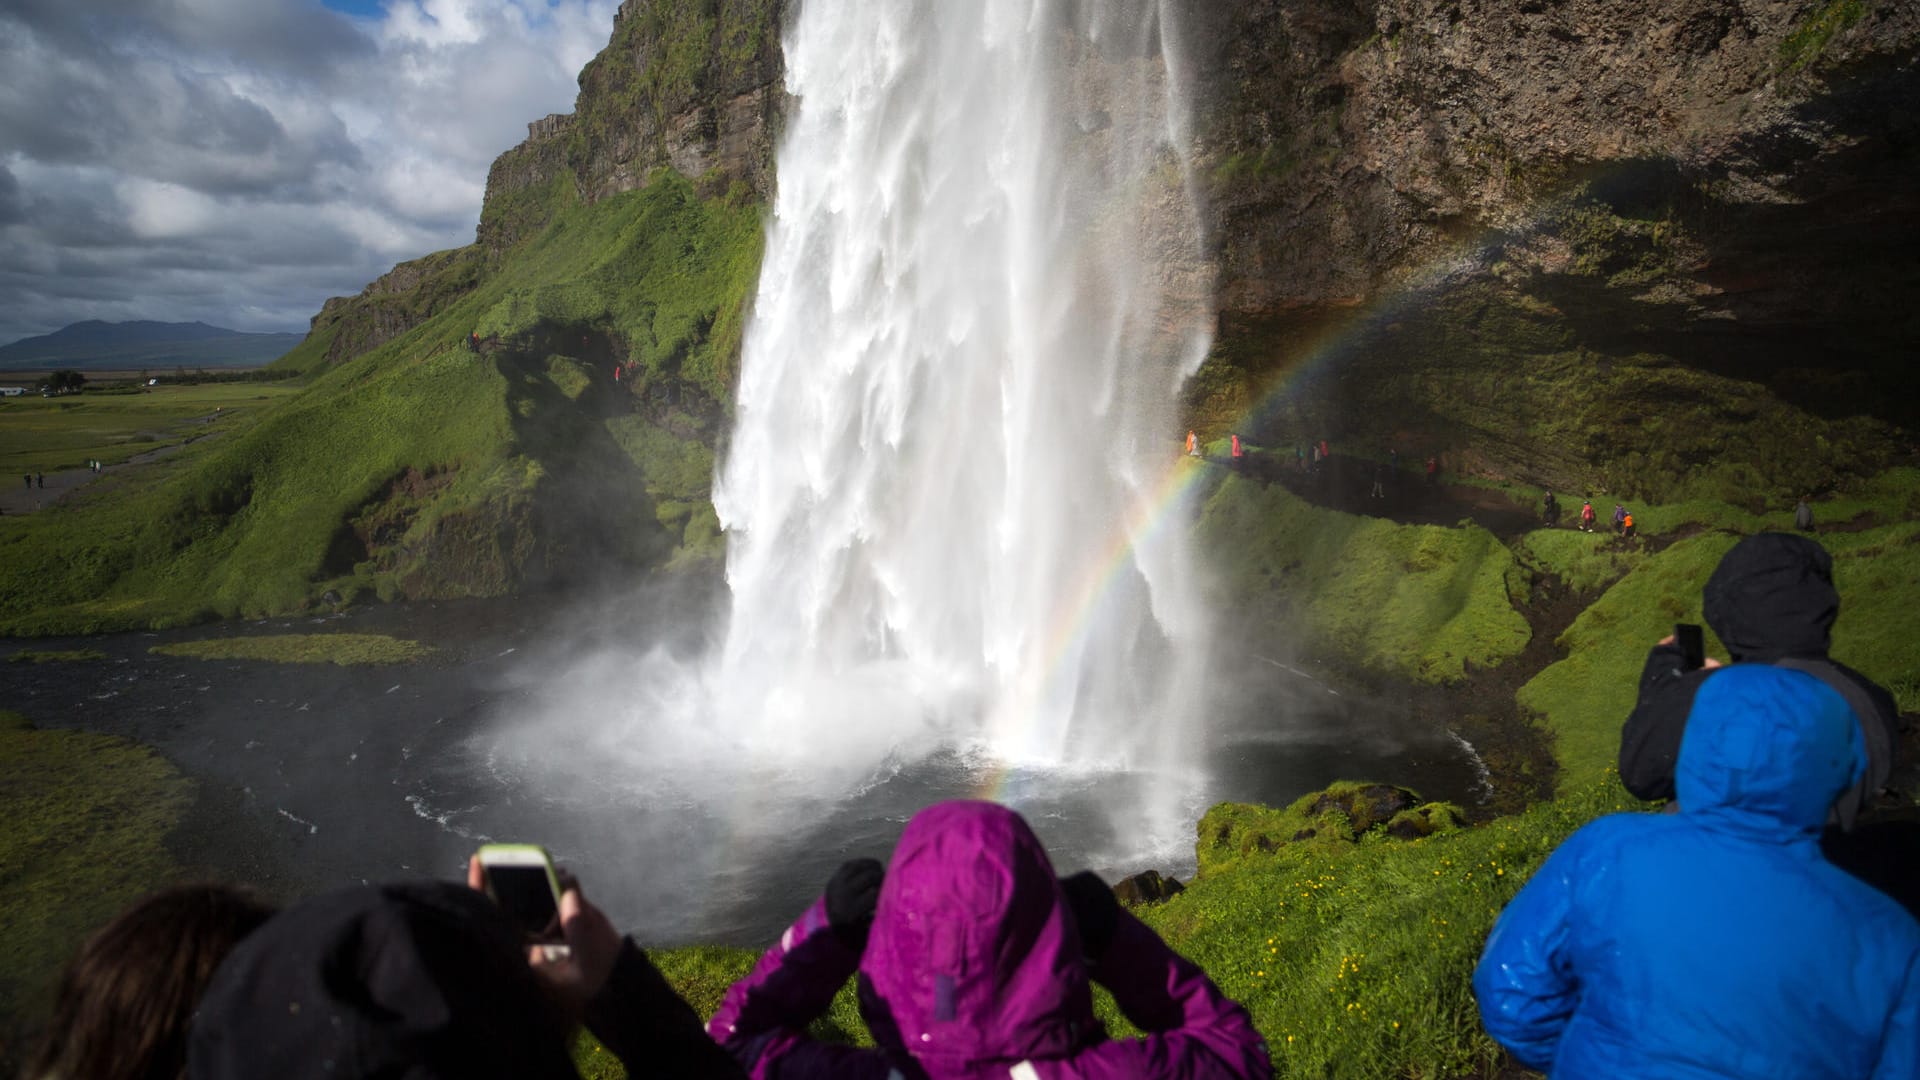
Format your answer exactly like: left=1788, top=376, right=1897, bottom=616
left=1113, top=869, right=1186, bottom=906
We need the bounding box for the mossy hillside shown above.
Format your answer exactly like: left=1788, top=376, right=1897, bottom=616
left=149, top=633, right=435, bottom=665
left=1132, top=775, right=1638, bottom=1079
left=1198, top=782, right=1468, bottom=878
left=0, top=173, right=760, bottom=634
left=606, top=416, right=725, bottom=569
left=1516, top=514, right=1920, bottom=790
left=1196, top=474, right=1531, bottom=683
left=1510, top=528, right=1649, bottom=595
left=0, top=711, right=192, bottom=1046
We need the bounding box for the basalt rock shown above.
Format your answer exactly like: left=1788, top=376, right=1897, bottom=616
left=1113, top=869, right=1187, bottom=906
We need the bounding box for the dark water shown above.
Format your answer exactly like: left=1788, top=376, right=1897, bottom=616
left=0, top=591, right=1482, bottom=945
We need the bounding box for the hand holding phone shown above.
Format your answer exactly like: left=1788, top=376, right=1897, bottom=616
left=1675, top=623, right=1706, bottom=672
left=468, top=848, right=622, bottom=1017
left=475, top=843, right=563, bottom=943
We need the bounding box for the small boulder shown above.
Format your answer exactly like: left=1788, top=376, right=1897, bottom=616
left=1112, top=869, right=1186, bottom=906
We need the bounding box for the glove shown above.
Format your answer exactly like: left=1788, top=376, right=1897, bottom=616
left=1059, top=871, right=1119, bottom=963
left=824, top=858, right=884, bottom=950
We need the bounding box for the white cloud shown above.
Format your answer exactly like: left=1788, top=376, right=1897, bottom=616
left=0, top=0, right=622, bottom=343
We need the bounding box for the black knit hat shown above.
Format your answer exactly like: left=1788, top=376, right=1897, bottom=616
left=187, top=881, right=578, bottom=1080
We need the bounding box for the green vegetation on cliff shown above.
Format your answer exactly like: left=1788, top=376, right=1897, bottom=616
left=1196, top=474, right=1531, bottom=683
left=0, top=172, right=760, bottom=635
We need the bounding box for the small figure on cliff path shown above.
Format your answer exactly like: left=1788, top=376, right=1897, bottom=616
left=1185, top=430, right=1199, bottom=458
left=1795, top=495, right=1815, bottom=532
left=1613, top=503, right=1627, bottom=534
left=1370, top=463, right=1386, bottom=499
left=1542, top=490, right=1560, bottom=526
left=1425, top=455, right=1439, bottom=487
left=1580, top=499, right=1596, bottom=532
left=1622, top=510, right=1636, bottom=540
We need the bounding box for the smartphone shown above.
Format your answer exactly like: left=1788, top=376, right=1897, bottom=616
left=476, top=843, right=562, bottom=942
left=1675, top=623, right=1706, bottom=672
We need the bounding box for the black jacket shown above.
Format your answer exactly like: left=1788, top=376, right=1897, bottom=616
left=188, top=881, right=744, bottom=1080
left=1618, top=533, right=1902, bottom=828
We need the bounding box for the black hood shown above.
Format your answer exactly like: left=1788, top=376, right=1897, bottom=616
left=1703, top=533, right=1838, bottom=662
left=188, top=882, right=576, bottom=1080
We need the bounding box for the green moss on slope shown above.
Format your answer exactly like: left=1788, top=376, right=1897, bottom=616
left=1196, top=473, right=1531, bottom=683
left=0, top=173, right=759, bottom=634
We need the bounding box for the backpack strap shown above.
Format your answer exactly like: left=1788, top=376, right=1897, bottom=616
left=1771, top=656, right=1894, bottom=830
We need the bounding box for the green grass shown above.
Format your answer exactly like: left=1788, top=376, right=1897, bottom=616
left=0, top=711, right=192, bottom=1048
left=1516, top=513, right=1920, bottom=789
left=5, top=649, right=106, bottom=664
left=0, top=383, right=301, bottom=475
left=1779, top=0, right=1867, bottom=70
left=0, top=171, right=762, bottom=635
left=1196, top=473, right=1531, bottom=683
left=1132, top=774, right=1637, bottom=1078
left=1511, top=528, right=1648, bottom=593
left=148, top=633, right=435, bottom=665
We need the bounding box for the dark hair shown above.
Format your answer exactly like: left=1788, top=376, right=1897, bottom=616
left=28, top=883, right=276, bottom=1080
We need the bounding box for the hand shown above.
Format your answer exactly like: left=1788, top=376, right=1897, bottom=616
left=1059, top=871, right=1119, bottom=963
left=1651, top=636, right=1722, bottom=669
left=824, top=858, right=884, bottom=950
left=467, top=856, right=621, bottom=1019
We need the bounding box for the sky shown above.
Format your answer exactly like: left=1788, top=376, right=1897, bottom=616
left=0, top=0, right=621, bottom=345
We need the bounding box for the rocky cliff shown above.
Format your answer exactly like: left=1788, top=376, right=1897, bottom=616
left=1181, top=0, right=1919, bottom=500
left=285, top=0, right=785, bottom=376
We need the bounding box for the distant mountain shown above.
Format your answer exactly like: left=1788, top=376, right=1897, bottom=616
left=0, top=320, right=305, bottom=371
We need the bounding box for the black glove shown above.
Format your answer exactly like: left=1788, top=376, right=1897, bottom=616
left=824, top=858, right=884, bottom=950
left=1059, top=871, right=1119, bottom=963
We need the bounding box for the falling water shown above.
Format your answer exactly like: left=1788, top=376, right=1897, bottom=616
left=490, top=1, right=1221, bottom=929
left=707, top=0, right=1216, bottom=829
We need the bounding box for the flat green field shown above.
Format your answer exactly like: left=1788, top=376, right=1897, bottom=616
left=0, top=383, right=300, bottom=475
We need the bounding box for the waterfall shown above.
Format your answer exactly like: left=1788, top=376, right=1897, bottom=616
left=493, top=1, right=1220, bottom=905
left=707, top=0, right=1216, bottom=828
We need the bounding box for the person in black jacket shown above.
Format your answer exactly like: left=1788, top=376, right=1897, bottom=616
left=187, top=875, right=744, bottom=1080
left=1618, top=532, right=1915, bottom=910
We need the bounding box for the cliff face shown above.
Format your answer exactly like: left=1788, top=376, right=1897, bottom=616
left=291, top=0, right=785, bottom=373
left=479, top=0, right=786, bottom=253
left=1181, top=0, right=1920, bottom=499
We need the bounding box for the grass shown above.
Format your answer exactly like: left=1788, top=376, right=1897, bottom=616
left=0, top=171, right=762, bottom=635
left=0, top=382, right=301, bottom=475
left=1196, top=474, right=1531, bottom=683
left=1516, top=513, right=1920, bottom=788
left=1132, top=774, right=1637, bottom=1078
left=148, top=633, right=435, bottom=666
left=0, top=711, right=192, bottom=1053
left=1510, top=528, right=1648, bottom=593
left=5, top=649, right=106, bottom=664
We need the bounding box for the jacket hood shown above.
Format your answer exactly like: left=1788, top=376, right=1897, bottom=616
left=188, top=882, right=575, bottom=1080
left=1676, top=665, right=1864, bottom=834
left=1702, top=533, right=1837, bottom=660
left=860, top=800, right=1092, bottom=1070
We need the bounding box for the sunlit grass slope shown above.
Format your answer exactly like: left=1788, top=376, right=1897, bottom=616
left=1196, top=474, right=1531, bottom=683
left=0, top=172, right=760, bottom=635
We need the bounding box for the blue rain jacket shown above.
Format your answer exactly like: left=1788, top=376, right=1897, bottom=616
left=1474, top=665, right=1920, bottom=1078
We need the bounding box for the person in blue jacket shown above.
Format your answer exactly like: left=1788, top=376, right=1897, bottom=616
left=1474, top=664, right=1919, bottom=1078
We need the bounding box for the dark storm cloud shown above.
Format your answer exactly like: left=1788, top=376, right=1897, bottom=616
left=0, top=165, right=23, bottom=225
left=0, top=0, right=618, bottom=345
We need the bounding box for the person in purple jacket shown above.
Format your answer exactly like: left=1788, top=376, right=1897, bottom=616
left=709, top=800, right=1271, bottom=1079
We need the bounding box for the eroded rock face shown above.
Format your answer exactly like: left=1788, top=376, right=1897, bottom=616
left=1180, top=0, right=1920, bottom=493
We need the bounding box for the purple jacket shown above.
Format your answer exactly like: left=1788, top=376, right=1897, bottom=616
left=709, top=801, right=1270, bottom=1079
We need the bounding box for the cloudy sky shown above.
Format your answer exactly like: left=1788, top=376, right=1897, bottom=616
left=0, top=0, right=621, bottom=344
